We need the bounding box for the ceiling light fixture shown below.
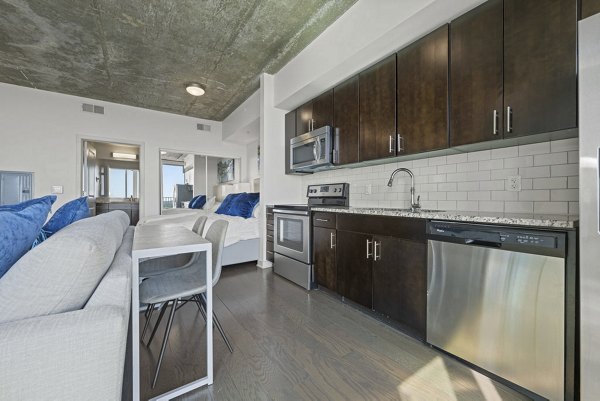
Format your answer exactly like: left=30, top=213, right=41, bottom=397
left=185, top=83, right=206, bottom=96
left=160, top=151, right=167, bottom=155
left=112, top=152, right=137, bottom=160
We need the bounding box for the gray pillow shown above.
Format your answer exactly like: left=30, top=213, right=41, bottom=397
left=0, top=211, right=129, bottom=324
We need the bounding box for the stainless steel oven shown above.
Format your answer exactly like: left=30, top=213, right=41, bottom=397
left=273, top=207, right=312, bottom=290
left=290, top=126, right=335, bottom=171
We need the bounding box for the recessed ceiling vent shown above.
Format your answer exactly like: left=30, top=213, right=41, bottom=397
left=197, top=123, right=211, bottom=132
left=82, top=103, right=104, bottom=115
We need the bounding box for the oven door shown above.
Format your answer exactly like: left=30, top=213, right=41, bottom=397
left=273, top=211, right=310, bottom=263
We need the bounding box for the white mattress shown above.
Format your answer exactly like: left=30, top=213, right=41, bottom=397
left=139, top=209, right=259, bottom=248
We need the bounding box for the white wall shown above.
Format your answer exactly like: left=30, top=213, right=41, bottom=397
left=222, top=90, right=260, bottom=144
left=245, top=139, right=260, bottom=183
left=258, top=74, right=304, bottom=267
left=0, top=82, right=246, bottom=217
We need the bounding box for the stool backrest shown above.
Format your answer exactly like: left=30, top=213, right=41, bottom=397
left=204, top=220, right=228, bottom=285
left=192, top=216, right=208, bottom=235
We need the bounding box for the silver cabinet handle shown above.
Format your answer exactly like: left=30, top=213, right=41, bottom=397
left=330, top=232, right=336, bottom=249
left=396, top=134, right=404, bottom=152
left=506, top=106, right=513, bottom=133
left=374, top=241, right=381, bottom=261
left=315, top=218, right=329, bottom=222
left=366, top=239, right=373, bottom=259
left=389, top=135, right=394, bottom=154
left=493, top=109, right=498, bottom=135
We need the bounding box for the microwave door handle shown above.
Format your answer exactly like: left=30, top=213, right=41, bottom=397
left=316, top=138, right=322, bottom=162
left=313, top=141, right=318, bottom=161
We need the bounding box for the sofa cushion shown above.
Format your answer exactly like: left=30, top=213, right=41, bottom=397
left=0, top=211, right=129, bottom=324
left=0, top=195, right=55, bottom=278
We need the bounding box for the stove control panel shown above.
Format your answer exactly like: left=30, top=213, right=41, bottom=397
left=307, top=183, right=349, bottom=198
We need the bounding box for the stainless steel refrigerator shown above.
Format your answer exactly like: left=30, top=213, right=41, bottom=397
left=579, top=13, right=600, bottom=401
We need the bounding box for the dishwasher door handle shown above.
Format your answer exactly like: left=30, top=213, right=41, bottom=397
left=464, top=239, right=501, bottom=248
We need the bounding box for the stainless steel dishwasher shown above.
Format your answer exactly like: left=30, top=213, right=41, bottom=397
left=426, top=221, right=567, bottom=401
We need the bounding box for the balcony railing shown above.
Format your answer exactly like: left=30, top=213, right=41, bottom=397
left=162, top=197, right=174, bottom=209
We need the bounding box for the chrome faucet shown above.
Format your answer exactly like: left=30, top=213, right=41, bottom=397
left=387, top=168, right=421, bottom=212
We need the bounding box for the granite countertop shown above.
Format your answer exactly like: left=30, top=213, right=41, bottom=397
left=310, top=206, right=578, bottom=229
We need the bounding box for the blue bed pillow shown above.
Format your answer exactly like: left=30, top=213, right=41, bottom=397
left=42, top=196, right=90, bottom=238
left=216, top=192, right=260, bottom=219
left=0, top=196, right=55, bottom=278
left=189, top=195, right=206, bottom=209
left=215, top=193, right=244, bottom=215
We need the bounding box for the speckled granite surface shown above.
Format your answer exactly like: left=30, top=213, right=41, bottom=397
left=310, top=207, right=578, bottom=229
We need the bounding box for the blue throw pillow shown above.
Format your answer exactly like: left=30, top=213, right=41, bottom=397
left=215, top=193, right=244, bottom=215
left=42, top=196, right=90, bottom=238
left=0, top=196, right=55, bottom=278
left=189, top=195, right=206, bottom=209
left=218, top=193, right=260, bottom=218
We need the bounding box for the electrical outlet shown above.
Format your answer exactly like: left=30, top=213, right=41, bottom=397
left=51, top=185, right=64, bottom=194
left=365, top=184, right=372, bottom=195
left=507, top=176, right=521, bottom=192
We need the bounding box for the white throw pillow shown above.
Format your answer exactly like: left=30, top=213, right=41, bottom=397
left=203, top=196, right=216, bottom=210
left=252, top=203, right=261, bottom=218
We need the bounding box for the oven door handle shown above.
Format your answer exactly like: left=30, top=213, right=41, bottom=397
left=273, top=209, right=309, bottom=216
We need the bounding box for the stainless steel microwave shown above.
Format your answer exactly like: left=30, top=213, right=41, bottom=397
left=290, top=126, right=336, bottom=171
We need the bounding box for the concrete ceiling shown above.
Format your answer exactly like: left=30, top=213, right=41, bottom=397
left=0, top=0, right=357, bottom=121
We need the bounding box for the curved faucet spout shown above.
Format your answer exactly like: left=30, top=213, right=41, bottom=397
left=387, top=168, right=421, bottom=212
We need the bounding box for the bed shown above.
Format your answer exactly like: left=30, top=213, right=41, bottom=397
left=139, top=184, right=260, bottom=266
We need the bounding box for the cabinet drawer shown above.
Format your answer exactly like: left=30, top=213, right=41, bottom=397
left=266, top=240, right=274, bottom=253
left=266, top=250, right=274, bottom=262
left=337, top=213, right=426, bottom=243
left=266, top=231, right=274, bottom=242
left=312, top=212, right=336, bottom=228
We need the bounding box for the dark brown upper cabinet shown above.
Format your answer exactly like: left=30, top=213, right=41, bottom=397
left=450, top=0, right=504, bottom=146
left=295, top=90, right=333, bottom=136
left=359, top=55, right=397, bottom=162
left=333, top=76, right=360, bottom=165
left=284, top=110, right=297, bottom=174
left=582, top=0, right=600, bottom=19
left=397, top=25, right=449, bottom=155
left=503, top=0, right=577, bottom=138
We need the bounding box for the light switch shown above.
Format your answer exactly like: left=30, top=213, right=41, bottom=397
left=51, top=185, right=64, bottom=194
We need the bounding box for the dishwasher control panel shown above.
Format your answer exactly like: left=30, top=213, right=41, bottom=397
left=428, top=221, right=560, bottom=250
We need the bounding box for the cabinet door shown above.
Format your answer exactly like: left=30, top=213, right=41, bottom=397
left=296, top=100, right=313, bottom=136
left=372, top=236, right=427, bottom=339
left=504, top=0, right=577, bottom=137
left=337, top=230, right=372, bottom=308
left=359, top=55, right=397, bottom=161
left=313, top=227, right=337, bottom=292
left=397, top=25, right=449, bottom=154
left=450, top=0, right=504, bottom=146
left=312, top=90, right=333, bottom=130
left=334, top=76, right=359, bottom=165
left=285, top=110, right=296, bottom=174
left=582, top=0, right=600, bottom=19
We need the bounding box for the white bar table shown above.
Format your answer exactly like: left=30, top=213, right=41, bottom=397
left=132, top=224, right=213, bottom=401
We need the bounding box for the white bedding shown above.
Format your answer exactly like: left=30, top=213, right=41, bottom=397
left=139, top=209, right=259, bottom=248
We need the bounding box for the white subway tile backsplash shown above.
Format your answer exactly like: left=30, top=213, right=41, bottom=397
left=491, top=147, right=518, bottom=159
left=534, top=152, right=567, bottom=166
left=467, top=150, right=491, bottom=162
left=551, top=137, right=578, bottom=153
left=505, top=201, right=534, bottom=213
left=533, top=177, right=568, bottom=190
left=519, top=142, right=550, bottom=156
left=551, top=164, right=578, bottom=177
left=519, top=166, right=550, bottom=179
left=519, top=190, right=550, bottom=201
left=534, top=201, right=568, bottom=215
left=303, top=140, right=578, bottom=215
left=551, top=189, right=578, bottom=202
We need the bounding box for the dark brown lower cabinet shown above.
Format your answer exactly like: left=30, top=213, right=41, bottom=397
left=337, top=230, right=373, bottom=309
left=372, top=235, right=427, bottom=339
left=313, top=227, right=337, bottom=292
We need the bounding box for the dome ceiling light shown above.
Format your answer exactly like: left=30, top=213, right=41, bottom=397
left=185, top=83, right=206, bottom=96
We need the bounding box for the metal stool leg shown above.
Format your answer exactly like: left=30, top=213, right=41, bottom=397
left=147, top=302, right=168, bottom=347
left=152, top=299, right=178, bottom=389
left=141, top=303, right=155, bottom=342
left=193, top=295, right=207, bottom=322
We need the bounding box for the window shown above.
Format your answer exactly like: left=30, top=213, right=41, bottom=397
left=109, top=168, right=139, bottom=198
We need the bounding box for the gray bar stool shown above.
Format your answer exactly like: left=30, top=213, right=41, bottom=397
left=139, top=216, right=208, bottom=279
left=139, top=220, right=232, bottom=388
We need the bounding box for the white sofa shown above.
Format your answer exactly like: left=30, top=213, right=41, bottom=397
left=0, top=211, right=132, bottom=401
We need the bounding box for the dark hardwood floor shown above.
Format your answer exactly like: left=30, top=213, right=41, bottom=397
left=138, top=263, right=530, bottom=401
